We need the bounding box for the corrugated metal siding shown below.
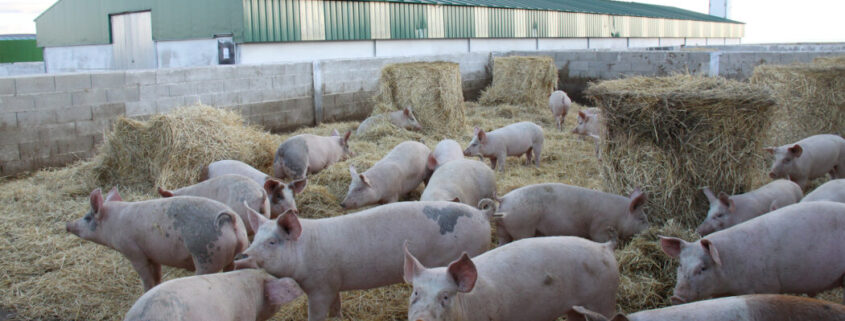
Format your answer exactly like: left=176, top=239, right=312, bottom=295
left=444, top=6, right=474, bottom=38
left=473, top=6, right=489, bottom=38
left=488, top=8, right=515, bottom=38
left=370, top=2, right=391, bottom=39
left=300, top=0, right=326, bottom=40
left=426, top=5, right=445, bottom=38
left=389, top=3, right=427, bottom=39
left=324, top=1, right=370, bottom=40
left=243, top=0, right=301, bottom=42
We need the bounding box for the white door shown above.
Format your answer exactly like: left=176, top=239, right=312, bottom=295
left=111, top=11, right=155, bottom=69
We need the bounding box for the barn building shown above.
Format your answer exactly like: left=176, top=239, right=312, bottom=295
left=35, top=0, right=743, bottom=73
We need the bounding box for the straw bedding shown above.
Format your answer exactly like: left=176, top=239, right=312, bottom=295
left=478, top=56, right=558, bottom=111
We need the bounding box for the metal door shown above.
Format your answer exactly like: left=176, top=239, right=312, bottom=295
left=111, top=11, right=155, bottom=69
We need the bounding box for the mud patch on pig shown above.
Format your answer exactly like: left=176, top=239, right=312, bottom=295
left=279, top=137, right=308, bottom=178
left=423, top=206, right=469, bottom=235
left=167, top=200, right=225, bottom=265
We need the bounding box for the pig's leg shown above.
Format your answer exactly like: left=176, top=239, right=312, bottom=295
left=151, top=263, right=162, bottom=285
left=533, top=142, right=543, bottom=167
left=489, top=157, right=497, bottom=170
left=524, top=147, right=533, bottom=165
left=496, top=152, right=507, bottom=172
left=555, top=116, right=562, bottom=131
left=128, top=257, right=159, bottom=291
left=329, top=293, right=343, bottom=318
left=307, top=289, right=338, bottom=321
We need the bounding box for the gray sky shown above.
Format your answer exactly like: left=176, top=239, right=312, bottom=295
left=0, top=0, right=843, bottom=44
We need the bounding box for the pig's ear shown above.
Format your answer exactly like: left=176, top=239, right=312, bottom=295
left=290, top=178, right=307, bottom=195
left=659, top=236, right=685, bottom=258
left=700, top=239, right=722, bottom=266
left=105, top=186, right=122, bottom=202
left=89, top=188, right=104, bottom=213
left=157, top=187, right=174, bottom=198
left=447, top=252, right=477, bottom=293
left=359, top=174, right=372, bottom=187
left=702, top=187, right=717, bottom=203
left=403, top=240, right=426, bottom=284
left=451, top=197, right=461, bottom=203
left=628, top=188, right=647, bottom=213
left=349, top=165, right=358, bottom=178
left=332, top=129, right=340, bottom=136
left=578, top=111, right=586, bottom=119
left=788, top=144, right=803, bottom=158
left=245, top=201, right=269, bottom=231
left=763, top=147, right=775, bottom=155
left=403, top=107, right=411, bottom=116
left=566, top=306, right=611, bottom=321
left=477, top=130, right=487, bottom=143
left=264, top=178, right=282, bottom=195
left=717, top=192, right=735, bottom=212
left=473, top=127, right=481, bottom=135
left=343, top=131, right=352, bottom=144
left=264, top=277, right=304, bottom=306
left=277, top=210, right=302, bottom=241
left=427, top=153, right=438, bottom=171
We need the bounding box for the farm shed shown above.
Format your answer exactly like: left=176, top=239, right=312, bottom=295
left=34, top=0, right=744, bottom=72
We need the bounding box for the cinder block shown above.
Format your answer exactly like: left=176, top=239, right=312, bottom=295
left=125, top=101, right=156, bottom=117
left=72, top=88, right=107, bottom=106
left=107, top=87, right=140, bottom=102
left=183, top=95, right=200, bottom=106
left=0, top=78, right=15, bottom=95
left=0, top=95, right=35, bottom=112
left=213, top=92, right=241, bottom=106
left=125, top=70, right=156, bottom=86
left=235, top=65, right=263, bottom=79
left=0, top=143, right=19, bottom=161
left=249, top=78, right=273, bottom=91
left=54, top=74, right=91, bottom=91
left=15, top=76, right=55, bottom=95
left=241, top=90, right=264, bottom=104
left=139, top=84, right=171, bottom=100
left=156, top=97, right=185, bottom=113
left=19, top=141, right=52, bottom=160
left=197, top=94, right=216, bottom=106
left=223, top=78, right=251, bottom=92
left=156, top=69, right=187, bottom=84
left=34, top=92, right=72, bottom=110
left=54, top=137, right=94, bottom=155
left=193, top=79, right=225, bottom=95
left=75, top=119, right=111, bottom=136
left=0, top=112, right=16, bottom=130
left=91, top=72, right=127, bottom=89
left=56, top=106, right=93, bottom=123
left=184, top=67, right=217, bottom=82
left=168, top=83, right=195, bottom=97
left=609, top=62, right=632, bottom=72
left=93, top=103, right=126, bottom=120
left=17, top=110, right=57, bottom=126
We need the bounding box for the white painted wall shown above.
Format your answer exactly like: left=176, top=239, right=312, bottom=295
left=375, top=39, right=467, bottom=57
left=157, top=38, right=218, bottom=68
left=0, top=62, right=45, bottom=76
left=706, top=38, right=727, bottom=45
left=659, top=38, right=685, bottom=47
left=588, top=38, right=628, bottom=49
left=725, top=38, right=741, bottom=45
left=628, top=38, right=660, bottom=48
left=239, top=40, right=373, bottom=64
left=44, top=44, right=112, bottom=73
left=469, top=38, right=536, bottom=52
left=538, top=38, right=588, bottom=50
left=685, top=38, right=708, bottom=46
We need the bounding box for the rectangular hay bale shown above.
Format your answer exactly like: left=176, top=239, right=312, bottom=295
left=478, top=56, right=557, bottom=111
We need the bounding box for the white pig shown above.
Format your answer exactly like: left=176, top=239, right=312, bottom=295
left=494, top=183, right=648, bottom=245
left=124, top=269, right=303, bottom=321
left=695, top=179, right=802, bottom=235
left=202, top=159, right=269, bottom=185
left=404, top=236, right=619, bottom=321
left=661, top=201, right=845, bottom=305
left=66, top=188, right=249, bottom=291
left=463, top=122, right=544, bottom=172
left=548, top=90, right=572, bottom=130
left=340, top=141, right=431, bottom=210
left=356, top=106, right=423, bottom=134
left=234, top=200, right=496, bottom=321
left=273, top=129, right=352, bottom=180
left=428, top=139, right=464, bottom=171
left=802, top=179, right=845, bottom=203
left=420, top=159, right=496, bottom=207
left=567, top=295, right=845, bottom=321
left=765, top=134, right=845, bottom=189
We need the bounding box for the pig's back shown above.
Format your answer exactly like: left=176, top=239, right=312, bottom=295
left=627, top=296, right=751, bottom=321
left=206, top=160, right=268, bottom=185
left=422, top=159, right=495, bottom=205
left=803, top=179, right=845, bottom=203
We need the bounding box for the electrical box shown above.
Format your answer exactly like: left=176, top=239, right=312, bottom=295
left=216, top=35, right=235, bottom=65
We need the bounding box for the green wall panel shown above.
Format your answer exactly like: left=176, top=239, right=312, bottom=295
left=444, top=6, right=474, bottom=38
left=389, top=3, right=427, bottom=39
left=0, top=40, right=44, bottom=62
left=324, top=1, right=371, bottom=41
left=488, top=8, right=514, bottom=38
left=243, top=0, right=302, bottom=42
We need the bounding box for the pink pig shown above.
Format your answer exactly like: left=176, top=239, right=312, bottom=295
left=66, top=187, right=248, bottom=291
left=357, top=106, right=423, bottom=134
left=274, top=129, right=352, bottom=180
left=463, top=121, right=544, bottom=171
left=765, top=134, right=845, bottom=189
left=427, top=139, right=464, bottom=171
left=548, top=90, right=572, bottom=130
left=802, top=179, right=845, bottom=203
left=695, top=179, right=802, bottom=235
left=420, top=159, right=497, bottom=207
left=341, top=141, right=431, bottom=210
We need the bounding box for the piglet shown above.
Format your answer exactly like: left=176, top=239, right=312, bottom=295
left=567, top=294, right=845, bottom=321
left=234, top=200, right=495, bottom=321
left=802, top=179, right=845, bottom=203
left=765, top=134, right=845, bottom=189
left=427, top=139, right=464, bottom=171
left=661, top=201, right=845, bottom=305
left=494, top=183, right=648, bottom=245
left=421, top=159, right=496, bottom=207
left=274, top=129, right=352, bottom=180
left=463, top=121, right=544, bottom=171
left=571, top=109, right=603, bottom=159
left=124, top=269, right=303, bottom=321
left=405, top=236, right=619, bottom=321
left=548, top=90, right=572, bottom=130
left=341, top=141, right=431, bottom=210
left=66, top=188, right=248, bottom=291
left=356, top=106, right=422, bottom=135
left=695, top=179, right=802, bottom=235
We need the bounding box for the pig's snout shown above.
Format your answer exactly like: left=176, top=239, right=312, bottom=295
left=695, top=225, right=712, bottom=236
left=462, top=149, right=471, bottom=156
left=65, top=222, right=78, bottom=235
left=234, top=255, right=258, bottom=270
left=670, top=296, right=687, bottom=305
left=768, top=172, right=777, bottom=179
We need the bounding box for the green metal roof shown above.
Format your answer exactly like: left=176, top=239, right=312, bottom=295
left=356, top=0, right=741, bottom=23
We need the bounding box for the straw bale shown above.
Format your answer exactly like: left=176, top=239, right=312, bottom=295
left=371, top=62, right=466, bottom=137
left=478, top=56, right=558, bottom=111
left=586, top=74, right=776, bottom=227
left=750, top=56, right=845, bottom=147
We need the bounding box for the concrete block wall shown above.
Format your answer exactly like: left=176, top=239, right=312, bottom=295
left=0, top=62, right=46, bottom=77
left=717, top=51, right=843, bottom=80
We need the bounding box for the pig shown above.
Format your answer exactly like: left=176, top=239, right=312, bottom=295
left=203, top=159, right=270, bottom=185
left=548, top=90, right=572, bottom=130
left=420, top=159, right=496, bottom=207
left=494, top=183, right=648, bottom=245
left=695, top=179, right=803, bottom=236
left=124, top=269, right=303, bottom=321
left=404, top=236, right=619, bottom=321
left=427, top=139, right=464, bottom=171
left=340, top=141, right=431, bottom=210
left=566, top=294, right=845, bottom=321
left=660, top=201, right=845, bottom=305
left=765, top=134, right=845, bottom=189
left=463, top=121, right=544, bottom=172
left=273, top=129, right=352, bottom=180
left=571, top=110, right=603, bottom=159
left=356, top=106, right=423, bottom=135
left=157, top=174, right=306, bottom=234
left=66, top=188, right=249, bottom=291
left=802, top=179, right=845, bottom=203
left=234, top=200, right=496, bottom=321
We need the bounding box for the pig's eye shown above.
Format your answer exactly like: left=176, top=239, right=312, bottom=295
left=716, top=213, right=724, bottom=218
left=84, top=216, right=92, bottom=222
left=268, top=239, right=277, bottom=246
